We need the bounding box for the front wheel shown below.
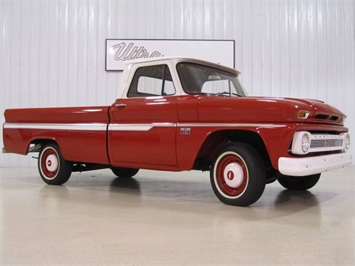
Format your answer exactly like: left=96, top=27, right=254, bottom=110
left=38, top=143, right=72, bottom=185
left=210, top=143, right=266, bottom=206
left=277, top=173, right=321, bottom=190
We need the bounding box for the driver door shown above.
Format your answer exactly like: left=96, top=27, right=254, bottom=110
left=108, top=64, right=178, bottom=168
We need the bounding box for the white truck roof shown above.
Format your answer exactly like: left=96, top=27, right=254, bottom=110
left=124, top=56, right=239, bottom=75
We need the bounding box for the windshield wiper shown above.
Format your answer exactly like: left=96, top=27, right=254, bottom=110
left=213, top=92, right=243, bottom=97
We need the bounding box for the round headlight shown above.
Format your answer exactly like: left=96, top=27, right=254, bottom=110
left=345, top=134, right=350, bottom=149
left=301, top=133, right=310, bottom=153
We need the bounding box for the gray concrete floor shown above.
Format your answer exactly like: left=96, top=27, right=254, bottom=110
left=1, top=166, right=354, bottom=265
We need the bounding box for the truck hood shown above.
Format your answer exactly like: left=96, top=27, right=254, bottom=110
left=197, top=96, right=346, bottom=125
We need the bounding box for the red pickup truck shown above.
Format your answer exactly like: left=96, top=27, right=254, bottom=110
left=2, top=57, right=352, bottom=206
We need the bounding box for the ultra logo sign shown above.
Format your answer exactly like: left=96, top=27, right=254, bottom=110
left=106, top=39, right=235, bottom=71
left=110, top=42, right=163, bottom=62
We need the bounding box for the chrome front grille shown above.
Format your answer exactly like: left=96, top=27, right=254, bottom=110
left=291, top=132, right=350, bottom=155
left=311, top=139, right=343, bottom=148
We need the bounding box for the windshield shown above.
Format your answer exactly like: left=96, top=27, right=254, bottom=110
left=176, top=62, right=246, bottom=97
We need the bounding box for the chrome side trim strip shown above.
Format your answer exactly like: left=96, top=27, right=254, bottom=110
left=178, top=123, right=286, bottom=128
left=4, top=122, right=286, bottom=132
left=3, top=123, right=107, bottom=131
left=109, top=124, right=154, bottom=132
left=109, top=123, right=176, bottom=131
left=108, top=122, right=286, bottom=131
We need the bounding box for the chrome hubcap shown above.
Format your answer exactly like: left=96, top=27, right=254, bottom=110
left=223, top=162, right=244, bottom=188
left=46, top=154, right=58, bottom=172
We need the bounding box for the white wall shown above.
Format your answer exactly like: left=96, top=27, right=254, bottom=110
left=1, top=0, right=354, bottom=167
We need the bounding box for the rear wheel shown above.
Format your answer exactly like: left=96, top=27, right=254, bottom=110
left=111, top=167, right=139, bottom=178
left=278, top=174, right=321, bottom=190
left=38, top=143, right=72, bottom=185
left=210, top=143, right=266, bottom=206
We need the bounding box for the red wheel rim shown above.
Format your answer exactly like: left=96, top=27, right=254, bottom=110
left=41, top=148, right=59, bottom=179
left=216, top=153, right=248, bottom=197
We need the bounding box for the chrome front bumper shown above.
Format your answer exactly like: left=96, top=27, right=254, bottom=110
left=278, top=153, right=353, bottom=176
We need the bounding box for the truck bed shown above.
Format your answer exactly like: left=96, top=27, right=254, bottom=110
left=3, top=106, right=110, bottom=165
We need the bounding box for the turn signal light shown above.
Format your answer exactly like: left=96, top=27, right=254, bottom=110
left=297, top=110, right=310, bottom=119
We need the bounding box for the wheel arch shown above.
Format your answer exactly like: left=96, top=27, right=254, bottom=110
left=193, top=130, right=272, bottom=171
left=28, top=137, right=59, bottom=153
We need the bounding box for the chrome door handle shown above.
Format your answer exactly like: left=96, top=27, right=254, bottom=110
left=114, top=103, right=127, bottom=108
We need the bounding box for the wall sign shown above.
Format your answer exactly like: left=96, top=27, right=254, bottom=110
left=105, top=39, right=235, bottom=71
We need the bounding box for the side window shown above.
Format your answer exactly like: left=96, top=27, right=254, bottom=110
left=127, top=65, right=176, bottom=98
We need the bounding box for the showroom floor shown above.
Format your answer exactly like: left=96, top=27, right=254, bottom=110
left=1, top=166, right=354, bottom=265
